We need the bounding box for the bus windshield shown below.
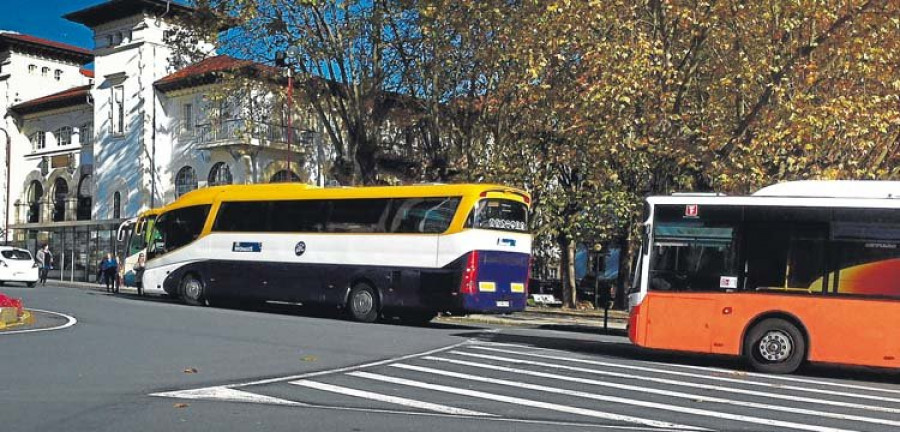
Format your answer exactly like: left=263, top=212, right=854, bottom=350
left=470, top=199, right=528, bottom=232
left=149, top=205, right=210, bottom=258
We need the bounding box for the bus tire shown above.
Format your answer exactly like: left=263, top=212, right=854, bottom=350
left=180, top=274, right=207, bottom=307
left=744, top=318, right=805, bottom=374
left=347, top=283, right=379, bottom=323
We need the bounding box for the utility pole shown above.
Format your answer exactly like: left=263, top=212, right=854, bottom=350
left=0, top=126, right=10, bottom=244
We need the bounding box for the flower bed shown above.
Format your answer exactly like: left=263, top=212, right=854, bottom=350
left=0, top=293, right=24, bottom=326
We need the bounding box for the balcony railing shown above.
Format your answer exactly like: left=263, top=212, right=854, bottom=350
left=195, top=119, right=308, bottom=148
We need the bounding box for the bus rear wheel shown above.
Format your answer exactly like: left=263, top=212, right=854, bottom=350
left=744, top=318, right=805, bottom=374
left=180, top=274, right=207, bottom=307
left=347, top=284, right=379, bottom=323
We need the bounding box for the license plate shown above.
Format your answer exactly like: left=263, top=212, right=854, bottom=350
left=496, top=301, right=510, bottom=308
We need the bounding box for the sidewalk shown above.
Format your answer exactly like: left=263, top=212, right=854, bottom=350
left=437, top=306, right=628, bottom=334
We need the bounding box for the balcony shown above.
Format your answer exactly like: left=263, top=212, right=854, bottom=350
left=195, top=119, right=313, bottom=151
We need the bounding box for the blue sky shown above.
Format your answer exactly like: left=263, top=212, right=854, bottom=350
left=0, top=1, right=103, bottom=50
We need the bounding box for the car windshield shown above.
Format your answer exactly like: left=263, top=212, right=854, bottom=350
left=2, top=250, right=32, bottom=260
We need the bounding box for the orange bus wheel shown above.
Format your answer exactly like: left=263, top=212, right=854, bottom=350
left=744, top=318, right=806, bottom=374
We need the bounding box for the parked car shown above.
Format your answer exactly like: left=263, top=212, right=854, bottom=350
left=0, top=246, right=40, bottom=287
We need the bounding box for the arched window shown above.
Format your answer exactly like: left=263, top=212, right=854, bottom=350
left=113, top=192, right=121, bottom=219
left=208, top=162, right=233, bottom=186
left=270, top=170, right=300, bottom=183
left=27, top=181, right=43, bottom=223
left=175, top=166, right=197, bottom=197
left=30, top=131, right=45, bottom=151
left=53, top=178, right=68, bottom=222
left=42, top=67, right=50, bottom=77
left=77, top=174, right=92, bottom=221
left=54, top=70, right=63, bottom=81
left=55, top=126, right=72, bottom=146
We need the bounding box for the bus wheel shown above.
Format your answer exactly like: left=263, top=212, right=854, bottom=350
left=347, top=284, right=379, bottom=323
left=744, top=318, right=805, bottom=374
left=181, top=274, right=207, bottom=307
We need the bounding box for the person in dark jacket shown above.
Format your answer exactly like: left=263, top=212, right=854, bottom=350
left=100, top=253, right=119, bottom=293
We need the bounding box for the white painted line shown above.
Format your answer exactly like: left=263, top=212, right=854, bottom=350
left=151, top=386, right=306, bottom=406
left=430, top=354, right=900, bottom=429
left=348, top=371, right=707, bottom=431
left=470, top=345, right=900, bottom=410
left=292, top=380, right=495, bottom=417
left=0, top=309, right=77, bottom=335
left=392, top=363, right=859, bottom=432
left=657, top=361, right=900, bottom=396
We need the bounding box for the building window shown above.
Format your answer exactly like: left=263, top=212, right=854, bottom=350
left=53, top=178, right=68, bottom=222
left=55, top=126, right=73, bottom=146
left=79, top=123, right=93, bottom=146
left=182, top=103, right=193, bottom=134
left=270, top=170, right=300, bottom=183
left=77, top=174, right=92, bottom=221
left=113, top=192, right=121, bottom=219
left=208, top=162, right=233, bottom=186
left=175, top=166, right=198, bottom=198
left=106, top=34, right=114, bottom=47
left=111, top=85, right=125, bottom=135
left=42, top=67, right=50, bottom=77
left=27, top=181, right=43, bottom=223
left=30, top=131, right=46, bottom=151
left=28, top=64, right=37, bottom=74
left=54, top=70, right=63, bottom=81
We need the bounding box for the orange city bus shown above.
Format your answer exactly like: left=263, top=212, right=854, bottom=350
left=627, top=180, right=900, bottom=373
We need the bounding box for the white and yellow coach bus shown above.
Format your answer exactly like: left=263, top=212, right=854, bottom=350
left=142, top=183, right=532, bottom=323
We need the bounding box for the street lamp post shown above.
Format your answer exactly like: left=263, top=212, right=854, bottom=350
left=275, top=50, right=294, bottom=182
left=0, top=127, right=10, bottom=244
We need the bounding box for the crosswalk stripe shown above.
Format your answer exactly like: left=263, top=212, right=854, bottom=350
left=391, top=363, right=858, bottom=432
left=151, top=386, right=305, bottom=406
left=429, top=354, right=900, bottom=428
left=470, top=345, right=900, bottom=410
left=292, top=380, right=495, bottom=417
left=348, top=371, right=707, bottom=431
left=655, top=361, right=900, bottom=396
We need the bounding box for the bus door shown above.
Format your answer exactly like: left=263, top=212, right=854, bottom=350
left=644, top=216, right=740, bottom=353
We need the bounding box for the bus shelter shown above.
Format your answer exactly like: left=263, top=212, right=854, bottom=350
left=8, top=219, right=125, bottom=284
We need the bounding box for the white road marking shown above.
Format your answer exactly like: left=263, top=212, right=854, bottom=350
left=348, top=371, right=707, bottom=431
left=391, top=363, right=860, bottom=432
left=151, top=386, right=305, bottom=406
left=470, top=345, right=900, bottom=411
left=0, top=308, right=77, bottom=335
left=429, top=354, right=900, bottom=429
left=658, top=361, right=900, bottom=395
left=292, top=380, right=495, bottom=417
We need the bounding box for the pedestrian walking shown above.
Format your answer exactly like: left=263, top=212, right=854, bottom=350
left=101, top=252, right=119, bottom=293
left=35, top=244, right=53, bottom=286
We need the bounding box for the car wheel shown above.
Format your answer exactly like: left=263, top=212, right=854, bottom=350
left=347, top=283, right=379, bottom=323
left=180, top=274, right=207, bottom=307
left=744, top=318, right=806, bottom=374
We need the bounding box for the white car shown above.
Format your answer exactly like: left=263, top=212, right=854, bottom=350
left=0, top=246, right=40, bottom=287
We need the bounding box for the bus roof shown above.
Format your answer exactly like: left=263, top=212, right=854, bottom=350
left=753, top=180, right=900, bottom=199
left=163, top=183, right=530, bottom=210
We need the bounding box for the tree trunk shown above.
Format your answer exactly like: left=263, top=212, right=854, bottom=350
left=558, top=235, right=577, bottom=309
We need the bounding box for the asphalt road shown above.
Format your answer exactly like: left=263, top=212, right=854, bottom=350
left=2, top=284, right=899, bottom=432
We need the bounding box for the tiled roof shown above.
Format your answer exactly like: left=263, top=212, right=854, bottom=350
left=9, top=85, right=92, bottom=116
left=155, top=55, right=279, bottom=92
left=0, top=32, right=92, bottom=64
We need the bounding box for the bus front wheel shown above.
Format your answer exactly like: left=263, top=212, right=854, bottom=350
left=347, top=284, right=379, bottom=323
left=181, top=274, right=207, bottom=307
left=744, top=318, right=805, bottom=374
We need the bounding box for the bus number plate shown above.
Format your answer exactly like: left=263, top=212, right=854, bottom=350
left=496, top=301, right=510, bottom=308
